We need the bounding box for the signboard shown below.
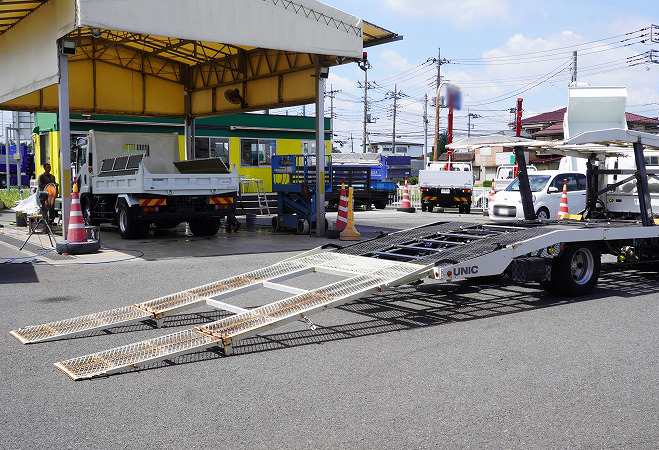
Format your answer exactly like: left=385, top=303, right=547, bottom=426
left=496, top=152, right=515, bottom=165
left=441, top=83, right=462, bottom=111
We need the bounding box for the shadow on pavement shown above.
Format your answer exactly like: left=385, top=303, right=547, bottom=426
left=0, top=264, right=39, bottom=284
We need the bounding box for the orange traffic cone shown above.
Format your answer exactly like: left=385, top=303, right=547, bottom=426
left=489, top=179, right=496, bottom=202
left=558, top=179, right=569, bottom=219
left=397, top=178, right=416, bottom=213
left=336, top=179, right=348, bottom=232
left=67, top=184, right=87, bottom=242
left=340, top=187, right=361, bottom=241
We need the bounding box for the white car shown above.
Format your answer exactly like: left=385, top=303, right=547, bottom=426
left=488, top=170, right=587, bottom=221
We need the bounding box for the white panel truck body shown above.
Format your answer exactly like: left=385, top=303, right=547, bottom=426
left=419, top=161, right=473, bottom=213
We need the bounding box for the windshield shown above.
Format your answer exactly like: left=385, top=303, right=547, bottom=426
left=505, top=175, right=551, bottom=192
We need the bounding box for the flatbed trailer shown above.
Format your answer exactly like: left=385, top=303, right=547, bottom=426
left=10, top=127, right=659, bottom=380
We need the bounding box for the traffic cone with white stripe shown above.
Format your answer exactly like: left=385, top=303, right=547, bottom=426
left=67, top=184, right=87, bottom=242
left=489, top=179, right=496, bottom=201
left=558, top=178, right=569, bottom=219
left=335, top=179, right=348, bottom=232
left=397, top=178, right=416, bottom=213
left=340, top=187, right=361, bottom=241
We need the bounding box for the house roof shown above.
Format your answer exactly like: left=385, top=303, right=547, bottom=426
left=437, top=152, right=475, bottom=162
left=522, top=107, right=659, bottom=126
left=532, top=122, right=564, bottom=137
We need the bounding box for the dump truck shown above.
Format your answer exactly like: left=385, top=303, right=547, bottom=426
left=74, top=131, right=239, bottom=238
left=327, top=153, right=397, bottom=210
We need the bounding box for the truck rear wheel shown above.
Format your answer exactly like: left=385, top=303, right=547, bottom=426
left=188, top=219, right=220, bottom=236
left=117, top=202, right=147, bottom=239
left=545, top=243, right=601, bottom=296
left=374, top=200, right=387, bottom=210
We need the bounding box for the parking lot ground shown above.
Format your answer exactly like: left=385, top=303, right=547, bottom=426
left=2, top=208, right=659, bottom=448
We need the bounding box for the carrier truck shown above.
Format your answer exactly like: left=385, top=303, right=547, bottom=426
left=74, top=131, right=239, bottom=238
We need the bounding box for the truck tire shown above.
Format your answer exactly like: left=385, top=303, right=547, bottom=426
left=546, top=243, right=601, bottom=296
left=464, top=204, right=471, bottom=214
left=0, top=178, right=6, bottom=189
left=188, top=219, right=211, bottom=236
left=421, top=203, right=427, bottom=212
left=82, top=197, right=101, bottom=226
left=427, top=203, right=434, bottom=213
left=296, top=218, right=310, bottom=235
left=117, top=202, right=140, bottom=239
left=205, top=218, right=221, bottom=236
left=374, top=200, right=387, bottom=210
left=272, top=216, right=282, bottom=231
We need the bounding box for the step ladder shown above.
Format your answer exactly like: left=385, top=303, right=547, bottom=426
left=240, top=177, right=271, bottom=215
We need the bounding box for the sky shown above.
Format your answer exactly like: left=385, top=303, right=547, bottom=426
left=277, top=0, right=658, bottom=152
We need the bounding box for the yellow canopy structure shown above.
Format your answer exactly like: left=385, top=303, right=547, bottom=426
left=0, top=0, right=399, bottom=237
left=0, top=0, right=399, bottom=117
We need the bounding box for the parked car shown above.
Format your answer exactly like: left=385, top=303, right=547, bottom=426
left=488, top=170, right=586, bottom=221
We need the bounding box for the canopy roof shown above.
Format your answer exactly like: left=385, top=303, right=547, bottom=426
left=0, top=0, right=399, bottom=118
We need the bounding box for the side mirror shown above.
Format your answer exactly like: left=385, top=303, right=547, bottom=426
left=548, top=186, right=560, bottom=194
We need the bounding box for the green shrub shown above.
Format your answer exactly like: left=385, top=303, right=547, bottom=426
left=408, top=176, right=419, bottom=185
left=0, top=189, right=30, bottom=209
left=482, top=180, right=492, bottom=188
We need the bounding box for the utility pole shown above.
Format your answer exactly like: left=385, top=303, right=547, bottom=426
left=357, top=52, right=371, bottom=153
left=432, top=48, right=449, bottom=161
left=423, top=93, right=429, bottom=167
left=350, top=133, right=354, bottom=153
left=326, top=86, right=338, bottom=153
left=571, top=51, right=577, bottom=84
left=302, top=104, right=306, bottom=116
left=392, top=84, right=398, bottom=153
left=467, top=110, right=482, bottom=137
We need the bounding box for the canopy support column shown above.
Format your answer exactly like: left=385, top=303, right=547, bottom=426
left=315, top=60, right=326, bottom=237
left=185, top=117, right=196, bottom=160
left=514, top=146, right=536, bottom=221
left=58, top=46, right=72, bottom=239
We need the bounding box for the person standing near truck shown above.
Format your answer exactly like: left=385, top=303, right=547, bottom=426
left=38, top=163, right=57, bottom=223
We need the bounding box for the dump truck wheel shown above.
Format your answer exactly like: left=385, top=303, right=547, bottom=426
left=550, top=243, right=601, bottom=296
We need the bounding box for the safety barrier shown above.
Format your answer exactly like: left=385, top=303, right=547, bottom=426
left=388, top=185, right=489, bottom=212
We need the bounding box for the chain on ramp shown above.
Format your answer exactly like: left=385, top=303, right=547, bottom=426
left=54, top=259, right=425, bottom=380
left=10, top=252, right=408, bottom=344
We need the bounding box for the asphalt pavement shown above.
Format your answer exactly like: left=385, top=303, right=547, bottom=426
left=1, top=208, right=658, bottom=448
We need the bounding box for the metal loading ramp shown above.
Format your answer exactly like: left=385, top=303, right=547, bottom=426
left=54, top=258, right=425, bottom=380
left=14, top=220, right=597, bottom=380
left=10, top=252, right=413, bottom=344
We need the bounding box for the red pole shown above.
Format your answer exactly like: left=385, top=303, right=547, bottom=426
left=515, top=97, right=523, bottom=137
left=514, top=97, right=523, bottom=178
left=447, top=91, right=454, bottom=170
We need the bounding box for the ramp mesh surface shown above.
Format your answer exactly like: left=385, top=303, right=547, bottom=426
left=54, top=260, right=424, bottom=380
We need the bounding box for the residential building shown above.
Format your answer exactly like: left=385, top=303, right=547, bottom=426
left=368, top=141, right=424, bottom=158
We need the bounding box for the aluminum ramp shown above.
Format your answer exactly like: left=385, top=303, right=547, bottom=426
left=15, top=220, right=596, bottom=380
left=10, top=252, right=420, bottom=344
left=54, top=257, right=425, bottom=380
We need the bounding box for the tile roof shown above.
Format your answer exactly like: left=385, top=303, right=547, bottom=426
left=532, top=122, right=564, bottom=137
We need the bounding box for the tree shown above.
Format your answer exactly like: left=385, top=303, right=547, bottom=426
left=437, top=133, right=448, bottom=157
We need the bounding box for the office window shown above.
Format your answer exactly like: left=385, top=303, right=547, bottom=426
left=302, top=140, right=316, bottom=155
left=39, top=134, right=50, bottom=164
left=194, top=137, right=229, bottom=165
left=241, top=138, right=276, bottom=166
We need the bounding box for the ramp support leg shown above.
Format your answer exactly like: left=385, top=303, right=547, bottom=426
left=633, top=142, right=653, bottom=226
left=514, top=146, right=536, bottom=220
